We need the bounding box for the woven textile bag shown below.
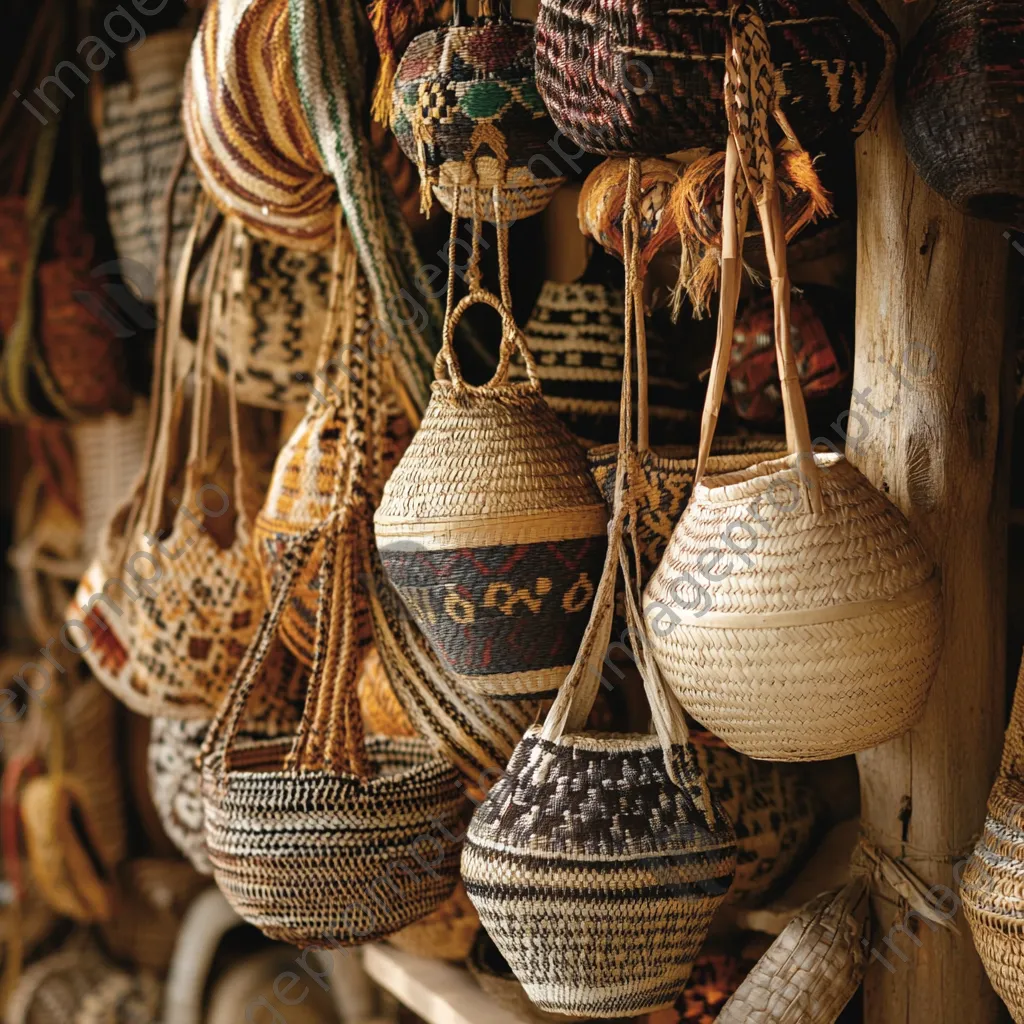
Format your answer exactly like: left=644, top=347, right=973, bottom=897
left=210, top=221, right=329, bottom=409
left=899, top=0, right=1024, bottom=229
left=375, top=288, right=608, bottom=699
left=535, top=0, right=897, bottom=158
left=962, top=654, right=1024, bottom=1022
left=201, top=281, right=463, bottom=947
left=391, top=0, right=565, bottom=221
left=463, top=194, right=737, bottom=1017
left=716, top=878, right=870, bottom=1023
left=97, top=28, right=199, bottom=303
left=185, top=0, right=444, bottom=416
left=643, top=15, right=942, bottom=761
left=147, top=643, right=307, bottom=874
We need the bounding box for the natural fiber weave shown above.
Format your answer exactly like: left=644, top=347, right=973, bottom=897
left=391, top=0, right=565, bottom=221
left=210, top=221, right=329, bottom=409
left=97, top=29, right=198, bottom=303
left=899, top=0, right=1024, bottom=229
left=716, top=878, right=870, bottom=1023
left=962, top=655, right=1024, bottom=1022
left=375, top=291, right=607, bottom=697
left=536, top=0, right=898, bottom=157
left=5, top=942, right=109, bottom=1024
left=509, top=279, right=698, bottom=446
left=644, top=24, right=941, bottom=761
left=358, top=646, right=417, bottom=737
left=75, top=970, right=162, bottom=1024
left=387, top=880, right=480, bottom=961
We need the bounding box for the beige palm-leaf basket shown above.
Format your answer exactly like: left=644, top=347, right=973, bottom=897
left=643, top=26, right=941, bottom=761
left=962, top=653, right=1024, bottom=1022
left=716, top=877, right=870, bottom=1023
left=375, top=289, right=608, bottom=699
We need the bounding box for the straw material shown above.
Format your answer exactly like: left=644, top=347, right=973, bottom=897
left=75, top=970, right=162, bottom=1024
left=644, top=16, right=941, bottom=762
left=645, top=453, right=942, bottom=761
left=387, top=880, right=480, bottom=961
left=210, top=222, right=329, bottom=409
left=962, top=654, right=1024, bottom=1022
left=509, top=279, right=698, bottom=447
left=5, top=941, right=109, bottom=1024
left=899, top=0, right=1024, bottom=229
left=716, top=878, right=870, bottom=1023
left=97, top=29, right=198, bottom=303
left=693, top=730, right=816, bottom=903
left=375, top=292, right=608, bottom=698
left=358, top=646, right=417, bottom=737
left=391, top=1, right=565, bottom=221
left=147, top=643, right=308, bottom=874
left=535, top=0, right=897, bottom=157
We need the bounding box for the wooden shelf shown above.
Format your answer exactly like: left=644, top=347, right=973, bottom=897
left=363, top=945, right=536, bottom=1024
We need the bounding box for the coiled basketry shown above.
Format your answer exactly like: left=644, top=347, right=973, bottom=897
left=962, top=654, right=1024, bottom=1022
left=375, top=290, right=607, bottom=699
left=643, top=31, right=942, bottom=761
left=899, top=0, right=1024, bottom=229
left=391, top=0, right=565, bottom=221
left=536, top=0, right=898, bottom=157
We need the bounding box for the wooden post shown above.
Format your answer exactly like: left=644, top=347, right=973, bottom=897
left=850, top=4, right=1011, bottom=1020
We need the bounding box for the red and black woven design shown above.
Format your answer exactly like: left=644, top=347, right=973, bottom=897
left=379, top=536, right=605, bottom=696
left=536, top=0, right=898, bottom=157
left=899, top=0, right=1024, bottom=228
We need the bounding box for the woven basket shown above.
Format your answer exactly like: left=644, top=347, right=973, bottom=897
left=97, top=28, right=198, bottom=303
left=375, top=290, right=608, bottom=698
left=5, top=940, right=110, bottom=1024
left=717, top=878, right=870, bottom=1023
left=391, top=0, right=566, bottom=222
left=147, top=643, right=308, bottom=875
left=358, top=645, right=418, bottom=737
left=643, top=48, right=941, bottom=762
left=962, top=655, right=1024, bottom=1022
left=899, top=0, right=1024, bottom=229
left=463, top=238, right=736, bottom=1017
left=693, top=730, right=816, bottom=904
left=387, top=880, right=480, bottom=961
left=210, top=221, right=330, bottom=409
left=75, top=970, right=162, bottom=1024
left=536, top=0, right=898, bottom=157
left=508, top=277, right=698, bottom=446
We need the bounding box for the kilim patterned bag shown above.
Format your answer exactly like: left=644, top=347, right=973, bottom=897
left=962, top=653, right=1024, bottom=1022
left=535, top=0, right=898, bottom=157
left=185, top=0, right=443, bottom=416
left=463, top=173, right=737, bottom=1017
left=899, top=0, right=1024, bottom=230
left=97, top=28, right=199, bottom=304
left=200, top=261, right=463, bottom=947
left=147, top=643, right=308, bottom=875
left=210, top=220, right=329, bottom=409
left=374, top=287, right=608, bottom=699
left=644, top=12, right=941, bottom=762
left=391, top=0, right=565, bottom=222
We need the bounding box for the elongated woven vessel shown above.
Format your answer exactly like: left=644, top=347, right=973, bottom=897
left=643, top=16, right=941, bottom=761
left=375, top=291, right=607, bottom=698
left=962, top=654, right=1024, bottom=1022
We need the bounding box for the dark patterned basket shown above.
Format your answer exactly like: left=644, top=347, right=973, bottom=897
left=899, top=0, right=1024, bottom=228
left=536, top=0, right=898, bottom=157
left=391, top=0, right=565, bottom=221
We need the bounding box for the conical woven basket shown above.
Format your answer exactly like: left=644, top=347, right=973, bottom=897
left=375, top=290, right=608, bottom=698
left=643, top=47, right=941, bottom=762
left=464, top=203, right=736, bottom=1018
left=962, top=655, right=1024, bottom=1022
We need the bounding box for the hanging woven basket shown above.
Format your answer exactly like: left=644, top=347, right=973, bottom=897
left=962, top=655, right=1024, bottom=1022
left=536, top=0, right=898, bottom=157
left=643, top=32, right=942, bottom=761
left=899, top=0, right=1024, bottom=229
left=375, top=290, right=608, bottom=699
left=391, top=0, right=566, bottom=221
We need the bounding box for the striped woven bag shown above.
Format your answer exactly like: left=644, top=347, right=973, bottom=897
left=643, top=12, right=941, bottom=762
left=200, top=299, right=463, bottom=946
left=184, top=0, right=443, bottom=416
left=463, top=172, right=737, bottom=1017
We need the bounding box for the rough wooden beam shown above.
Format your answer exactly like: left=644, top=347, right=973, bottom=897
left=850, top=27, right=1011, bottom=1022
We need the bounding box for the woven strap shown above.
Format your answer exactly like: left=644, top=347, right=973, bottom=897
left=693, top=7, right=820, bottom=512
left=288, top=0, right=443, bottom=416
